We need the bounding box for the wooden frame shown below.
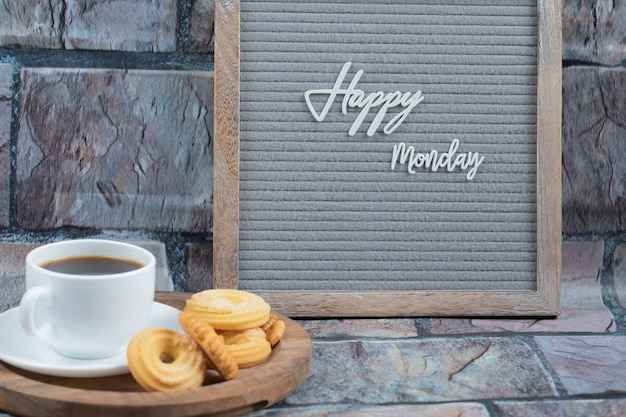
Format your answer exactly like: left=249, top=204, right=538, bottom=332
left=213, top=0, right=562, bottom=317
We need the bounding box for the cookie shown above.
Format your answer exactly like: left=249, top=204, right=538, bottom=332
left=185, top=289, right=271, bottom=331
left=178, top=310, right=239, bottom=380
left=127, top=328, right=206, bottom=392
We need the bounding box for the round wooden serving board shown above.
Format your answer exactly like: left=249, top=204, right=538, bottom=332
left=0, top=292, right=312, bottom=417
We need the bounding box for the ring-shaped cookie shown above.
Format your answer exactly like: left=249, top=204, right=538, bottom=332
left=184, top=289, right=271, bottom=331
left=126, top=328, right=206, bottom=392
left=178, top=310, right=239, bottom=380
left=219, top=328, right=273, bottom=369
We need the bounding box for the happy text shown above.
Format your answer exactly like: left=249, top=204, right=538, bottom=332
left=304, top=62, right=424, bottom=136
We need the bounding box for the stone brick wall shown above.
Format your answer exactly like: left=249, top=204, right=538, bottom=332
left=0, top=0, right=216, bottom=304
left=562, top=0, right=626, bottom=317
left=563, top=0, right=626, bottom=235
left=0, top=1, right=625, bottom=310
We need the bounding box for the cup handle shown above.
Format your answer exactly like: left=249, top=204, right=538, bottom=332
left=19, top=287, right=56, bottom=343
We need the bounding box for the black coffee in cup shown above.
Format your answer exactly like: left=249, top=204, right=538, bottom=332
left=40, top=256, right=144, bottom=275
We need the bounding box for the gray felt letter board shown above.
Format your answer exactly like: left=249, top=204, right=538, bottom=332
left=213, top=0, right=562, bottom=317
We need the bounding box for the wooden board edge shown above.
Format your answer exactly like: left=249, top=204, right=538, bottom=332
left=213, top=0, right=241, bottom=289
left=256, top=290, right=561, bottom=318
left=536, top=0, right=563, bottom=316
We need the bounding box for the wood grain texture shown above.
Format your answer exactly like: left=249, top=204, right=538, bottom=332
left=256, top=290, right=560, bottom=318
left=0, top=292, right=312, bottom=417
left=535, top=0, right=563, bottom=316
left=213, top=0, right=240, bottom=289
left=213, top=0, right=562, bottom=317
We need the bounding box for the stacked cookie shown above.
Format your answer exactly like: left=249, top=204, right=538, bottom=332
left=126, top=289, right=285, bottom=392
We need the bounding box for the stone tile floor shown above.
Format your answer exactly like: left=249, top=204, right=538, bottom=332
left=2, top=241, right=625, bottom=417
left=248, top=241, right=626, bottom=417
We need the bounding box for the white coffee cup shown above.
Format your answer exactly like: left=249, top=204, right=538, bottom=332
left=20, top=239, right=156, bottom=359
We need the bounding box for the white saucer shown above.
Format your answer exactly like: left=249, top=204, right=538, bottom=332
left=0, top=302, right=181, bottom=378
